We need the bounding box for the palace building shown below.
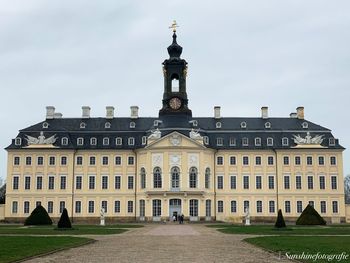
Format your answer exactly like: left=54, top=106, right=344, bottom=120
left=4, top=29, right=346, bottom=223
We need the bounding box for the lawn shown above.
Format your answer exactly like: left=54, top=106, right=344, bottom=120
left=0, top=236, right=92, bottom=263
left=245, top=236, right=350, bottom=263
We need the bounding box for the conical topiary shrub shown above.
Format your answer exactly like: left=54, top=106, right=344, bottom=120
left=24, top=205, right=52, bottom=226
left=274, top=209, right=286, bottom=228
left=57, top=208, right=72, bottom=229
left=296, top=204, right=326, bottom=225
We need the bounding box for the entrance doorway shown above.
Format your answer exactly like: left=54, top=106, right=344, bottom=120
left=169, top=199, right=182, bottom=221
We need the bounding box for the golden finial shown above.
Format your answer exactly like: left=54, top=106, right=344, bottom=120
left=169, top=20, right=179, bottom=33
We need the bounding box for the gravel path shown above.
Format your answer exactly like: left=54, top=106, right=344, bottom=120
left=24, top=224, right=292, bottom=263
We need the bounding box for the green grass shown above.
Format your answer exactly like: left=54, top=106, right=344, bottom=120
left=245, top=236, right=350, bottom=263
left=0, top=236, right=92, bottom=263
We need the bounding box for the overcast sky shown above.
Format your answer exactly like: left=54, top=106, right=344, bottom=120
left=1, top=0, right=350, bottom=183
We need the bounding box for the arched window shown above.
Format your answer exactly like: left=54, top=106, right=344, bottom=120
left=61, top=137, right=68, bottom=146
left=171, top=74, right=179, bottom=92
left=171, top=166, right=180, bottom=189
left=189, top=167, right=198, bottom=188
left=140, top=168, right=146, bottom=189
left=205, top=168, right=210, bottom=189
left=153, top=167, right=162, bottom=188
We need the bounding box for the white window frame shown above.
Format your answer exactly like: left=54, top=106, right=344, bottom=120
left=80, top=122, right=86, bottom=129
left=77, top=137, right=84, bottom=146
left=15, top=137, right=22, bottom=146
left=240, top=122, right=247, bottom=129
left=216, top=122, right=222, bottom=129
left=216, top=137, right=223, bottom=146
left=282, top=137, right=289, bottom=146
left=267, top=137, right=274, bottom=146
left=255, top=137, right=261, bottom=146
left=116, top=137, right=123, bottom=145
left=105, top=122, right=111, bottom=129
left=130, top=122, right=136, bottom=128
left=264, top=122, right=271, bottom=129
left=128, top=137, right=135, bottom=146
left=61, top=137, right=68, bottom=145
left=90, top=137, right=97, bottom=145
left=103, top=137, right=110, bottom=146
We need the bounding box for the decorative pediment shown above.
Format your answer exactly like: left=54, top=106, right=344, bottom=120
left=292, top=132, right=325, bottom=148
left=145, top=131, right=206, bottom=149
left=24, top=131, right=57, bottom=148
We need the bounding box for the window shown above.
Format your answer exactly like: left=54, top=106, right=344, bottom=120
left=59, top=201, right=65, bottom=214
left=284, top=175, right=290, bottom=189
left=331, top=176, right=337, bottom=190
left=36, top=176, right=42, bottom=190
left=243, top=156, right=249, bottom=165
left=14, top=156, right=20, bottom=166
left=256, top=201, right=263, bottom=213
left=255, top=156, right=261, bottom=166
left=102, top=176, right=108, bottom=189
left=115, top=176, right=121, bottom=189
left=319, top=176, right=325, bottom=189
left=189, top=167, right=197, bottom=188
left=13, top=176, right=19, bottom=190
left=318, top=156, right=325, bottom=166
left=142, top=136, right=147, bottom=145
left=295, top=156, right=301, bottom=165
left=102, top=156, right=109, bottom=165
left=204, top=136, right=209, bottom=145
left=216, top=122, right=222, bottom=129
left=243, top=200, right=250, bottom=213
left=153, top=167, right=162, bottom=188
left=116, top=137, right=123, bottom=145
left=307, top=156, right=313, bottom=165
left=282, top=137, right=289, bottom=146
left=26, top=156, right=32, bottom=166
left=216, top=138, right=223, bottom=146
left=230, top=176, right=236, bottom=189
left=285, top=201, right=291, bottom=213
left=128, top=137, right=135, bottom=146
left=265, top=122, right=271, bottom=129
left=269, top=201, right=275, bottom=213
left=332, top=201, right=338, bottom=213
left=189, top=199, right=198, bottom=216
left=127, top=201, right=133, bottom=213
left=229, top=137, right=236, bottom=146
left=330, top=156, right=337, bottom=165
left=267, top=137, right=273, bottom=146
left=205, top=168, right=210, bottom=189
left=130, top=122, right=136, bottom=128
left=48, top=176, right=54, bottom=190
left=240, top=122, right=247, bottom=128
left=80, top=122, right=86, bottom=129
left=243, top=176, right=249, bottom=189
left=37, top=156, right=44, bottom=166
left=217, top=176, right=223, bottom=189
left=115, top=156, right=122, bottom=165
left=206, top=200, right=212, bottom=217
left=255, top=137, right=261, bottom=146
left=152, top=199, right=161, bottom=217
left=49, top=156, right=55, bottom=166
left=103, top=137, right=110, bottom=145
left=101, top=200, right=108, bottom=213
left=283, top=156, right=289, bottom=165
left=128, top=156, right=134, bottom=165
left=140, top=168, right=146, bottom=189
left=90, top=137, right=97, bottom=145
left=309, top=200, right=314, bottom=207
left=229, top=156, right=236, bottom=165
left=47, top=201, right=53, bottom=214
left=217, top=200, right=224, bottom=213
left=320, top=201, right=326, bottom=214
left=76, top=156, right=83, bottom=165
left=296, top=175, right=302, bottom=189
left=76, top=176, right=82, bottom=189
left=329, top=138, right=336, bottom=146
left=24, top=176, right=31, bottom=190
left=256, top=176, right=262, bottom=189
left=242, top=137, right=249, bottom=146
left=217, top=156, right=223, bottom=165
left=171, top=77, right=179, bottom=92
left=60, top=176, right=66, bottom=190
left=307, top=176, right=313, bottom=189
left=24, top=201, right=30, bottom=214
left=268, top=176, right=274, bottom=189
left=88, top=201, right=95, bottom=213
left=89, top=156, right=96, bottom=166
left=267, top=156, right=274, bottom=165
left=302, top=122, right=309, bottom=129
left=75, top=201, right=81, bottom=213
left=61, top=156, right=67, bottom=166
left=77, top=137, right=84, bottom=146
left=15, top=137, right=22, bottom=146
left=114, top=200, right=121, bottom=213
left=128, top=176, right=134, bottom=189
left=61, top=137, right=68, bottom=145
left=105, top=122, right=111, bottom=129
left=297, top=201, right=303, bottom=213
left=89, top=176, right=95, bottom=189
left=12, top=201, right=18, bottom=213
left=231, top=200, right=237, bottom=213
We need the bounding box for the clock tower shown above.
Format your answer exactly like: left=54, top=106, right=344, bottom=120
left=159, top=23, right=192, bottom=117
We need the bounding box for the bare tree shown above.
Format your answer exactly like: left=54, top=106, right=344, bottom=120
left=0, top=184, right=5, bottom=204
left=345, top=175, right=350, bottom=204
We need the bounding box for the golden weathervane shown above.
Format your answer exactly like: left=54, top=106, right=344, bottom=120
left=169, top=20, right=179, bottom=32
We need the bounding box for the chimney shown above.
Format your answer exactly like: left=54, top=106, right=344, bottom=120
left=290, top=112, right=297, bottom=118
left=296, top=106, right=304, bottom=120
left=214, top=106, right=221, bottom=119
left=82, top=106, right=91, bottom=119
left=261, top=106, right=268, bottom=119
left=46, top=106, right=55, bottom=119
left=54, top=113, right=62, bottom=119
left=106, top=106, right=114, bottom=119
left=130, top=106, right=139, bottom=119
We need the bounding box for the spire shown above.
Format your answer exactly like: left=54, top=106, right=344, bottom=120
left=167, top=21, right=183, bottom=58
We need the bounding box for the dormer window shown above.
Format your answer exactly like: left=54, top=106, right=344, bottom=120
left=255, top=137, right=262, bottom=146
left=282, top=137, right=289, bottom=146
left=42, top=122, right=49, bottom=129
left=154, top=120, right=162, bottom=127
left=265, top=122, right=271, bottom=129
left=267, top=137, right=274, bottom=146
left=329, top=137, right=336, bottom=146
left=204, top=136, right=209, bottom=145
left=15, top=137, right=22, bottom=146
left=190, top=120, right=198, bottom=127
left=128, top=137, right=135, bottom=146
left=142, top=136, right=147, bottom=145
left=229, top=137, right=236, bottom=146
left=105, top=122, right=111, bottom=129
left=90, top=137, right=97, bottom=146
left=216, top=138, right=223, bottom=146
left=116, top=137, right=122, bottom=146
left=61, top=137, right=68, bottom=146
left=103, top=137, right=109, bottom=146
left=216, top=122, right=222, bottom=129
left=77, top=137, right=84, bottom=146
left=241, top=122, right=247, bottom=129
left=130, top=122, right=136, bottom=129
left=242, top=137, right=249, bottom=146
left=80, top=122, right=86, bottom=129
left=302, top=122, right=309, bottom=129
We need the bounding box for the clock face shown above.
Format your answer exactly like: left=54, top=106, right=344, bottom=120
left=169, top=97, right=182, bottom=110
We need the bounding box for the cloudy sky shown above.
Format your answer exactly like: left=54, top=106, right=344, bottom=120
left=1, top=0, right=350, bottom=182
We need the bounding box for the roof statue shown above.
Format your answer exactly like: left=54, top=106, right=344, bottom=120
left=293, top=132, right=324, bottom=145
left=148, top=128, right=161, bottom=140
left=25, top=131, right=57, bottom=145
left=189, top=129, right=203, bottom=140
